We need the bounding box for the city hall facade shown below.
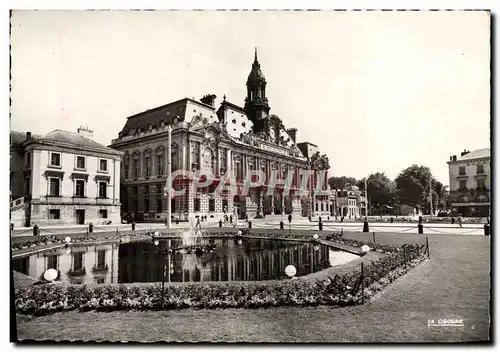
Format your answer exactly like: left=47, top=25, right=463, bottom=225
left=110, top=50, right=331, bottom=221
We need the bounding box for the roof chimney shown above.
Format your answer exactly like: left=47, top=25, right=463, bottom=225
left=453, top=155, right=457, bottom=161
left=26, top=132, right=31, bottom=141
left=200, top=94, right=217, bottom=108
left=460, top=149, right=470, bottom=157
left=286, top=128, right=298, bottom=143
left=77, top=126, right=94, bottom=139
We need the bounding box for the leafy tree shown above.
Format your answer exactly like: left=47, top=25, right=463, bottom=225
left=358, top=173, right=398, bottom=212
left=328, top=176, right=358, bottom=190
left=395, top=165, right=434, bottom=211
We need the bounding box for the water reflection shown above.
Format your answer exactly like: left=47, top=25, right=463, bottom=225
left=12, top=239, right=359, bottom=285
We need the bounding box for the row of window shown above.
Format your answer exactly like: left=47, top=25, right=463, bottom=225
left=48, top=209, right=108, bottom=219
left=48, top=178, right=108, bottom=198
left=124, top=152, right=178, bottom=179
left=458, top=164, right=486, bottom=176
left=35, top=152, right=109, bottom=172
left=457, top=179, right=486, bottom=190
left=315, top=202, right=330, bottom=212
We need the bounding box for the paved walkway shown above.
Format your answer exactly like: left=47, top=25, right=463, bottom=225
left=11, top=216, right=486, bottom=237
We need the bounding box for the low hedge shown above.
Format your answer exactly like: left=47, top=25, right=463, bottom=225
left=15, top=242, right=427, bottom=316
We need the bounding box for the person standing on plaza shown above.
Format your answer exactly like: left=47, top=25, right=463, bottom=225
left=288, top=214, right=292, bottom=224
left=458, top=215, right=463, bottom=228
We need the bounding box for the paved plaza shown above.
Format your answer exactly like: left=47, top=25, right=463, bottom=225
left=11, top=215, right=486, bottom=237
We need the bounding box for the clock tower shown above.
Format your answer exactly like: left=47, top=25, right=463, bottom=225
left=244, top=48, right=271, bottom=131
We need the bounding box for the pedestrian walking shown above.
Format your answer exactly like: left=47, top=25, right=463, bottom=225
left=288, top=214, right=292, bottom=224
left=458, top=215, right=463, bottom=228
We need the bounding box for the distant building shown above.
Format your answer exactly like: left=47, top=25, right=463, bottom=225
left=336, top=186, right=360, bottom=218
left=447, top=148, right=490, bottom=217
left=10, top=128, right=123, bottom=227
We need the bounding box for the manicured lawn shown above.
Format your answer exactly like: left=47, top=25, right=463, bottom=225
left=15, top=232, right=490, bottom=342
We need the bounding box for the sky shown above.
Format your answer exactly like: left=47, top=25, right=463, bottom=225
left=10, top=10, right=490, bottom=185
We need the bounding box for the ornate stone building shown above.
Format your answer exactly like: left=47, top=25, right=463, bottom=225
left=110, top=50, right=330, bottom=222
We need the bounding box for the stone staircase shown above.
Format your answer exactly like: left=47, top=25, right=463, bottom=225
left=10, top=196, right=29, bottom=228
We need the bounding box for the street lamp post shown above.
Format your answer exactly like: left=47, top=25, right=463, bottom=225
left=308, top=157, right=314, bottom=220
left=166, top=125, right=172, bottom=229
left=365, top=178, right=368, bottom=217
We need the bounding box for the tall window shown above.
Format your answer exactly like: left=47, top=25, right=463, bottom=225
left=97, top=250, right=106, bottom=268
left=172, top=148, right=179, bottom=171
left=49, top=178, right=60, bottom=196
left=459, top=180, right=467, bottom=190
left=477, top=164, right=484, bottom=174
left=144, top=199, right=150, bottom=213
left=477, top=178, right=486, bottom=189
left=156, top=154, right=164, bottom=176
left=458, top=166, right=466, bottom=175
left=157, top=199, right=162, bottom=212
left=234, top=155, right=242, bottom=181
left=98, top=181, right=107, bottom=198
left=76, top=156, right=86, bottom=169
left=194, top=198, right=200, bottom=212
left=50, top=153, right=61, bottom=167
left=209, top=199, right=215, bottom=212
left=202, top=148, right=214, bottom=171
left=156, top=184, right=162, bottom=194
left=133, top=158, right=140, bottom=178
left=99, top=159, right=108, bottom=172
left=46, top=255, right=58, bottom=270
left=144, top=154, right=151, bottom=177
left=72, top=252, right=83, bottom=271
left=219, top=149, right=227, bottom=173
left=75, top=180, right=85, bottom=197
left=191, top=143, right=200, bottom=171
left=124, top=160, right=129, bottom=179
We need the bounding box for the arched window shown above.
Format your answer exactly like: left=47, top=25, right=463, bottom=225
left=234, top=154, right=243, bottom=181
left=143, top=149, right=152, bottom=178
left=191, top=142, right=200, bottom=171
left=155, top=146, right=164, bottom=176
left=171, top=144, right=179, bottom=171
left=132, top=151, right=140, bottom=179
left=248, top=157, right=255, bottom=171
left=219, top=148, right=227, bottom=174
left=123, top=152, right=130, bottom=179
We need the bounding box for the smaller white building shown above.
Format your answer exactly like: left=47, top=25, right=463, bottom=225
left=10, top=127, right=123, bottom=227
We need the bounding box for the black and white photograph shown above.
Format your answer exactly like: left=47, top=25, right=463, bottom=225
left=8, top=8, right=492, bottom=343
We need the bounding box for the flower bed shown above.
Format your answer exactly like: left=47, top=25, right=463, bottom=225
left=15, top=240, right=427, bottom=316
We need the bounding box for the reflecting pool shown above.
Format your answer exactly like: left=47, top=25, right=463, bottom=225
left=13, top=238, right=359, bottom=285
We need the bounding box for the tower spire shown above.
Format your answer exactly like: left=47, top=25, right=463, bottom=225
left=254, top=47, right=258, bottom=63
